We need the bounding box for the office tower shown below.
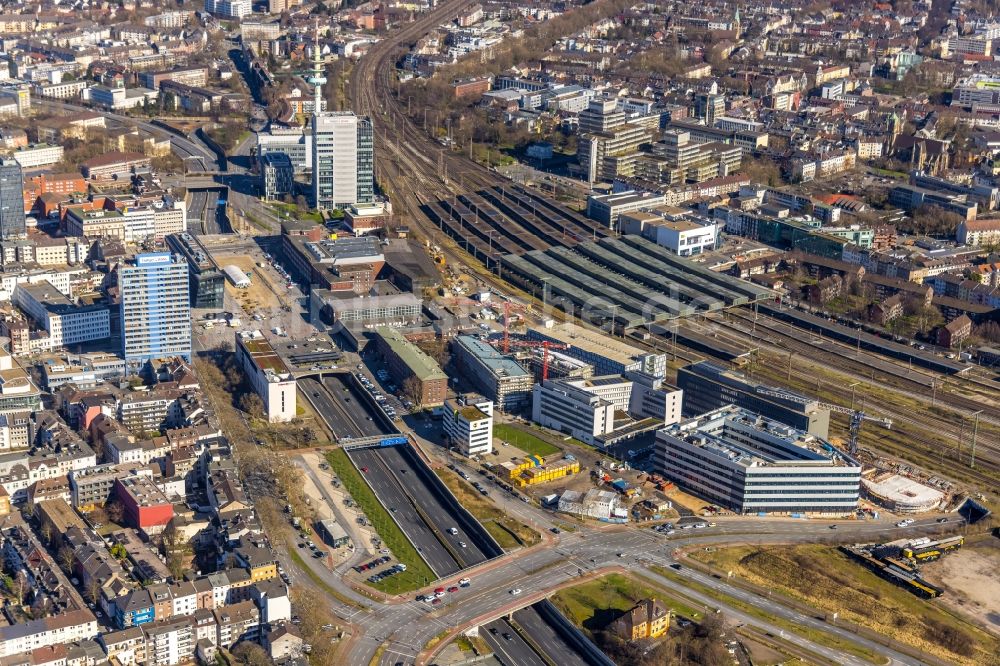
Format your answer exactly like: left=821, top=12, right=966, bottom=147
left=312, top=112, right=374, bottom=210
left=695, top=91, right=725, bottom=126
left=0, top=158, right=26, bottom=239
left=120, top=253, right=192, bottom=371
left=308, top=30, right=374, bottom=210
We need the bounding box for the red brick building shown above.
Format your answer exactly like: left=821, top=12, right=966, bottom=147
left=451, top=77, right=491, bottom=100
left=114, top=476, right=174, bottom=536
left=24, top=172, right=88, bottom=213
left=937, top=315, right=972, bottom=348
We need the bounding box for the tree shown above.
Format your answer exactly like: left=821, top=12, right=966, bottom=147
left=58, top=546, right=76, bottom=574
left=110, top=543, right=128, bottom=560
left=232, top=642, right=271, bottom=666
left=105, top=500, right=124, bottom=525
left=89, top=506, right=108, bottom=525
left=401, top=376, right=423, bottom=408
left=161, top=519, right=191, bottom=581
left=239, top=392, right=265, bottom=420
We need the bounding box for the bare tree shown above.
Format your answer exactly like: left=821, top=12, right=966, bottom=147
left=58, top=546, right=76, bottom=574
left=401, top=376, right=423, bottom=408
left=105, top=500, right=124, bottom=525
left=232, top=642, right=271, bottom=666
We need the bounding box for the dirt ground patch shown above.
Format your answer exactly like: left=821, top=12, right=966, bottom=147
left=219, top=254, right=283, bottom=313
left=921, top=544, right=1000, bottom=636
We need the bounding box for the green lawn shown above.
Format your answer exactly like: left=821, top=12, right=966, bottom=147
left=325, top=450, right=436, bottom=593
left=494, top=424, right=561, bottom=457
left=551, top=573, right=703, bottom=637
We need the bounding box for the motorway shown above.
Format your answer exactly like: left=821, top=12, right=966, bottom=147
left=34, top=98, right=217, bottom=172
left=348, top=445, right=490, bottom=576
left=481, top=618, right=549, bottom=666
left=301, top=374, right=398, bottom=439
left=512, top=605, right=591, bottom=666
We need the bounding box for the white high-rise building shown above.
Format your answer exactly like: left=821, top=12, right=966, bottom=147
left=307, top=29, right=374, bottom=210
left=311, top=112, right=374, bottom=210
left=120, top=253, right=191, bottom=371
left=443, top=396, right=494, bottom=457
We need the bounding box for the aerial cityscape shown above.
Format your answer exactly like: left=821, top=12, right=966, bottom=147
left=0, top=0, right=994, bottom=664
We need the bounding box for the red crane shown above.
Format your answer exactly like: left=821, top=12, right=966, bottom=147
left=499, top=339, right=570, bottom=380
left=501, top=301, right=527, bottom=354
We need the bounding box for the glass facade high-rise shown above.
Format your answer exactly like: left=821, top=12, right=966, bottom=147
left=120, top=253, right=192, bottom=371
left=0, top=158, right=26, bottom=239
left=311, top=112, right=374, bottom=210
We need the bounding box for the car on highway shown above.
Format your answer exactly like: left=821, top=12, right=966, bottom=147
left=447, top=527, right=459, bottom=535
left=502, top=632, right=513, bottom=641
left=509, top=588, right=521, bottom=596
left=669, top=563, right=682, bottom=570
left=937, top=517, right=948, bottom=523
left=361, top=467, right=369, bottom=473
left=459, top=542, right=467, bottom=548
left=829, top=524, right=838, bottom=529
left=489, top=627, right=497, bottom=635
left=896, top=519, right=914, bottom=527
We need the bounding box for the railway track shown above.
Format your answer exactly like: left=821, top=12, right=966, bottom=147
left=703, top=310, right=1000, bottom=484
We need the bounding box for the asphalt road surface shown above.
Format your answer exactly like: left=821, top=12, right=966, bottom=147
left=480, top=619, right=548, bottom=666
left=349, top=446, right=461, bottom=578
left=322, top=374, right=391, bottom=438
left=370, top=444, right=490, bottom=567
left=513, top=605, right=590, bottom=666
left=302, top=376, right=364, bottom=439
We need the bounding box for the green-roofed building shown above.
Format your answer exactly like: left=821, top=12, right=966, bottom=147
left=372, top=327, right=448, bottom=406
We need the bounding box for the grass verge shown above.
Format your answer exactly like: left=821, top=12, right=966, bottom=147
left=652, top=566, right=887, bottom=665
left=494, top=423, right=561, bottom=457
left=326, top=449, right=436, bottom=593
left=551, top=573, right=704, bottom=638
left=435, top=468, right=540, bottom=548
left=687, top=545, right=999, bottom=666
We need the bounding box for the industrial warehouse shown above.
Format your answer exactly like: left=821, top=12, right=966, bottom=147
left=501, top=235, right=774, bottom=331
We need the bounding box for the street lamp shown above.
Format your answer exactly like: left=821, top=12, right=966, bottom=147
left=969, top=410, right=982, bottom=468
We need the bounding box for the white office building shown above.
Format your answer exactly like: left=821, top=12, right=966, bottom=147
left=204, top=0, right=251, bottom=18
left=235, top=330, right=296, bottom=422
left=532, top=380, right=616, bottom=445
left=11, top=143, right=64, bottom=169
left=443, top=396, right=494, bottom=456
left=653, top=405, right=862, bottom=516
left=532, top=374, right=682, bottom=445
left=13, top=280, right=109, bottom=350
left=311, top=112, right=374, bottom=210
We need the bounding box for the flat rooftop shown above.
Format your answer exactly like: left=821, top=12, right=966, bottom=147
left=238, top=332, right=293, bottom=377
left=455, top=335, right=530, bottom=378
left=533, top=322, right=646, bottom=367
left=862, top=474, right=944, bottom=506
left=665, top=405, right=856, bottom=469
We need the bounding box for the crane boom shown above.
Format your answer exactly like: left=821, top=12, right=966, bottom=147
left=753, top=386, right=891, bottom=455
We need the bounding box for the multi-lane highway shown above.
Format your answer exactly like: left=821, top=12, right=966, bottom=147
left=349, top=445, right=490, bottom=576
left=512, top=605, right=591, bottom=666
left=302, top=374, right=393, bottom=439
left=481, top=618, right=549, bottom=666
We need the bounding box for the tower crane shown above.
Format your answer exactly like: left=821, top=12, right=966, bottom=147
left=754, top=387, right=892, bottom=456
left=488, top=337, right=569, bottom=380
